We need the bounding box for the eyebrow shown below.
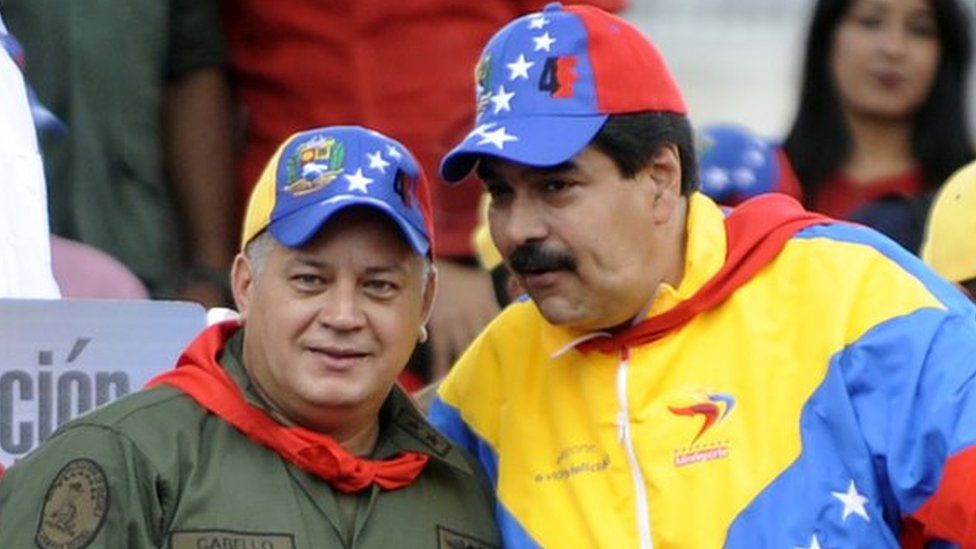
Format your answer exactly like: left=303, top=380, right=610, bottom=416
left=290, top=255, right=408, bottom=275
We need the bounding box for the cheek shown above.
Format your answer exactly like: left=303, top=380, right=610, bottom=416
left=488, top=211, right=513, bottom=256
left=911, top=44, right=940, bottom=92
left=830, top=27, right=869, bottom=81
left=370, top=303, right=424, bottom=351
left=254, top=293, right=319, bottom=340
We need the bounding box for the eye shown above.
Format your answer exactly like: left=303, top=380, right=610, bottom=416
left=852, top=14, right=883, bottom=29
left=486, top=182, right=513, bottom=203
left=906, top=17, right=936, bottom=38
left=291, top=273, right=325, bottom=291
left=363, top=279, right=399, bottom=298
left=540, top=178, right=572, bottom=194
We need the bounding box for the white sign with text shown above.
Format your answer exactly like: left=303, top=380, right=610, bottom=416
left=0, top=299, right=206, bottom=467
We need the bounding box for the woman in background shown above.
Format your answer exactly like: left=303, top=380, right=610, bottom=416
left=782, top=0, right=974, bottom=252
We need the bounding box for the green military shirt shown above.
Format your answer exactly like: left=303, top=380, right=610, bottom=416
left=0, top=0, right=226, bottom=295
left=0, top=331, right=499, bottom=548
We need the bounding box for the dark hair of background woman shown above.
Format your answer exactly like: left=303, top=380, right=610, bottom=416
left=783, top=0, right=975, bottom=200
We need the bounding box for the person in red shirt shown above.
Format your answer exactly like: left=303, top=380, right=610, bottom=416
left=781, top=0, right=974, bottom=252
left=220, top=0, right=626, bottom=382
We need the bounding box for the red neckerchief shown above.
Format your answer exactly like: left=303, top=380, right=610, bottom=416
left=577, top=194, right=831, bottom=354
left=146, top=322, right=429, bottom=493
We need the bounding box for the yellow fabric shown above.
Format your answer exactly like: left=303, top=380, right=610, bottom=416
left=921, top=160, right=976, bottom=282
left=240, top=138, right=291, bottom=249
left=438, top=195, right=943, bottom=548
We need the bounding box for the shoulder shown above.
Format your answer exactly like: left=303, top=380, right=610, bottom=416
left=785, top=221, right=967, bottom=311
left=19, top=386, right=209, bottom=478
left=65, top=384, right=205, bottom=437
left=437, top=298, right=542, bottom=405
left=772, top=221, right=975, bottom=355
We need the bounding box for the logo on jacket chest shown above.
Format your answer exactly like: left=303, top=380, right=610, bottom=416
left=668, top=391, right=735, bottom=467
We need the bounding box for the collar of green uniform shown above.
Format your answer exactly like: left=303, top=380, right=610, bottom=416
left=217, top=328, right=474, bottom=475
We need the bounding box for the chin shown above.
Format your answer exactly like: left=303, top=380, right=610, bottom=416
left=534, top=300, right=589, bottom=329
left=298, top=384, right=369, bottom=409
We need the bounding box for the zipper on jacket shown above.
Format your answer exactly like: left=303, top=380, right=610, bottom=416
left=615, top=347, right=654, bottom=549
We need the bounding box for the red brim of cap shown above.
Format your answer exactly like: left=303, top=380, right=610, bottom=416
left=440, top=114, right=609, bottom=183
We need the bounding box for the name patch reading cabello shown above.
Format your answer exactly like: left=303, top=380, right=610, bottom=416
left=170, top=530, right=295, bottom=549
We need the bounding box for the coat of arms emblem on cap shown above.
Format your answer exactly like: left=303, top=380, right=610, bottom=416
left=284, top=136, right=345, bottom=196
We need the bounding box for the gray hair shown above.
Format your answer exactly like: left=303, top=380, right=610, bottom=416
left=243, top=231, right=276, bottom=276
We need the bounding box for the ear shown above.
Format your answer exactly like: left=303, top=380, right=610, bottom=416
left=230, top=253, right=256, bottom=320
left=643, top=142, right=683, bottom=225
left=420, top=262, right=438, bottom=327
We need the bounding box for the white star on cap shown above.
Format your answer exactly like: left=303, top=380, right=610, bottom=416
left=831, top=480, right=870, bottom=522
left=385, top=145, right=403, bottom=160
left=507, top=54, right=535, bottom=81
left=466, top=123, right=497, bottom=142
left=366, top=150, right=391, bottom=174
left=476, top=126, right=518, bottom=150
left=344, top=168, right=374, bottom=193
left=528, top=15, right=550, bottom=29
left=794, top=535, right=822, bottom=549
left=533, top=32, right=556, bottom=52
left=490, top=85, right=515, bottom=114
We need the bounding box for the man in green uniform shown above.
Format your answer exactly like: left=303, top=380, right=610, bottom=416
left=0, top=126, right=499, bottom=549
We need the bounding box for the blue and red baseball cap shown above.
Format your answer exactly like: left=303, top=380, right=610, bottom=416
left=241, top=126, right=434, bottom=256
left=440, top=2, right=686, bottom=183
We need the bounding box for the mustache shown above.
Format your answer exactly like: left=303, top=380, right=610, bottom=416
left=507, top=244, right=577, bottom=274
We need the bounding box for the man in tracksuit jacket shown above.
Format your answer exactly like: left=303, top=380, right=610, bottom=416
left=429, top=4, right=976, bottom=548
left=0, top=126, right=499, bottom=548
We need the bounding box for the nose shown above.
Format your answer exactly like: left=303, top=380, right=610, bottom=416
left=878, top=23, right=908, bottom=58
left=493, top=195, right=549, bottom=250
left=316, top=281, right=365, bottom=331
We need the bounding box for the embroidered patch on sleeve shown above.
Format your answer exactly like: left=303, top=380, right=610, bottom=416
left=36, top=458, right=109, bottom=549
left=437, top=525, right=498, bottom=549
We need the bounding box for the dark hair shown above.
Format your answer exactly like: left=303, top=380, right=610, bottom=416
left=962, top=278, right=976, bottom=303
left=783, top=0, right=974, bottom=200
left=591, top=112, right=699, bottom=196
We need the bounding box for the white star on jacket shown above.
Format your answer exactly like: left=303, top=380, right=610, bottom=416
left=533, top=32, right=556, bottom=52
left=507, top=54, right=534, bottom=80
left=831, top=480, right=871, bottom=522
left=528, top=15, right=549, bottom=29
left=344, top=168, right=374, bottom=193
left=794, top=534, right=823, bottom=549
left=385, top=145, right=403, bottom=160
left=366, top=150, right=390, bottom=174
left=490, top=85, right=515, bottom=114
left=476, top=126, right=518, bottom=150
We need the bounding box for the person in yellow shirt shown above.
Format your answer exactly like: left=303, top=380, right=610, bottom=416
left=429, top=4, right=976, bottom=548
